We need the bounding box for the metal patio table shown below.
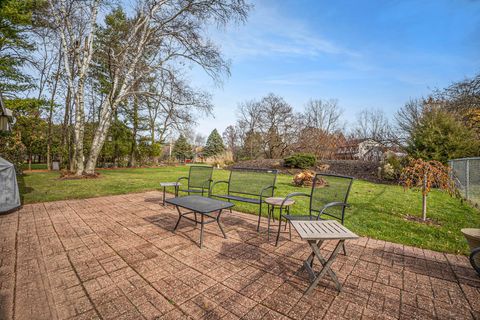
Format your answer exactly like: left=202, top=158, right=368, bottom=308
left=291, top=220, right=358, bottom=294
left=166, top=195, right=234, bottom=248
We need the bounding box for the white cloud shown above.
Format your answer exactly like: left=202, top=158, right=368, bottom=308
left=212, top=2, right=358, bottom=60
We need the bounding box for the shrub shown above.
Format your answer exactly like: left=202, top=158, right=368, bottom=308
left=284, top=153, right=316, bottom=169
left=406, top=109, right=480, bottom=163
left=380, top=152, right=406, bottom=181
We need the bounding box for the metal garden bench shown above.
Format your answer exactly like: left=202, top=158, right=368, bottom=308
left=209, top=168, right=278, bottom=231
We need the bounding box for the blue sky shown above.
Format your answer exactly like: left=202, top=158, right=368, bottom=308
left=191, top=0, right=480, bottom=136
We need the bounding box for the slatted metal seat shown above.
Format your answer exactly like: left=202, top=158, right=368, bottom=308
left=210, top=168, right=278, bottom=231
left=213, top=194, right=261, bottom=204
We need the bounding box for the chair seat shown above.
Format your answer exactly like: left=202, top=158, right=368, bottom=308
left=213, top=194, right=261, bottom=204
left=282, top=214, right=314, bottom=221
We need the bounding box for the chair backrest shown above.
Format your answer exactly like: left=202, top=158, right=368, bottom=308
left=309, top=173, right=353, bottom=223
left=188, top=165, right=213, bottom=189
left=228, top=168, right=278, bottom=197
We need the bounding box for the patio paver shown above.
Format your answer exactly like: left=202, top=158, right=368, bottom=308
left=0, top=190, right=479, bottom=320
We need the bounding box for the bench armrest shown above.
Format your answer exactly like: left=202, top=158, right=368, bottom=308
left=209, top=180, right=229, bottom=196
left=259, top=185, right=275, bottom=199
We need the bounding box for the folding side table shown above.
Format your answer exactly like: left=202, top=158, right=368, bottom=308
left=290, top=220, right=358, bottom=294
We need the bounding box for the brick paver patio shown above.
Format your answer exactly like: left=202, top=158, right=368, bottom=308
left=0, top=191, right=479, bottom=320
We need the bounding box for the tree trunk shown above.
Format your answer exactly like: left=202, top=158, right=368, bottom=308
left=422, top=172, right=428, bottom=221
left=422, top=193, right=427, bottom=221
left=73, top=80, right=86, bottom=175
left=84, top=100, right=114, bottom=174
left=128, top=96, right=139, bottom=167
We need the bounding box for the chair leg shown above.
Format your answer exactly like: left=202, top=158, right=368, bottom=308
left=289, top=221, right=292, bottom=240
left=256, top=203, right=262, bottom=232
left=275, top=215, right=283, bottom=246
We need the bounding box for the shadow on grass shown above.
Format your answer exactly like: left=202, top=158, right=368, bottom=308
left=17, top=173, right=33, bottom=204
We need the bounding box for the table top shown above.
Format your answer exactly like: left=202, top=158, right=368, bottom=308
left=160, top=182, right=181, bottom=187
left=291, top=220, right=358, bottom=240
left=165, top=196, right=234, bottom=213
left=264, top=197, right=295, bottom=206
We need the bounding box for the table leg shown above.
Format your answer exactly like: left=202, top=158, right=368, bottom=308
left=173, top=206, right=183, bottom=231
left=304, top=239, right=344, bottom=294
left=216, top=209, right=227, bottom=238
left=267, top=204, right=271, bottom=240
left=162, top=186, right=166, bottom=206
left=200, top=213, right=205, bottom=248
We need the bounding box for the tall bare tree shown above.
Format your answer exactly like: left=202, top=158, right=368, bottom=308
left=83, top=0, right=249, bottom=174
left=353, top=108, right=392, bottom=142
left=303, top=99, right=343, bottom=134
left=395, top=98, right=425, bottom=143
left=46, top=0, right=101, bottom=175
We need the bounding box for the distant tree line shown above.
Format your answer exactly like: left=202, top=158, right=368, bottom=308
left=222, top=75, right=480, bottom=164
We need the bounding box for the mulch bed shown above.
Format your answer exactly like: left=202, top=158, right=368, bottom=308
left=229, top=159, right=392, bottom=184
left=404, top=214, right=442, bottom=226
left=58, top=171, right=102, bottom=180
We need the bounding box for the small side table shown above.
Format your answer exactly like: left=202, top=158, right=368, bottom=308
left=160, top=182, right=180, bottom=206
left=265, top=197, right=295, bottom=240
left=291, top=220, right=358, bottom=294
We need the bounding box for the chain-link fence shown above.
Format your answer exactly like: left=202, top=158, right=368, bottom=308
left=449, top=157, right=480, bottom=206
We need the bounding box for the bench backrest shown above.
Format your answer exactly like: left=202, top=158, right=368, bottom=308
left=188, top=165, right=213, bottom=189
left=228, top=168, right=278, bottom=197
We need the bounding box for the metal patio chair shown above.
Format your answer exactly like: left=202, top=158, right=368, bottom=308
left=176, top=165, right=213, bottom=197
left=275, top=173, right=354, bottom=248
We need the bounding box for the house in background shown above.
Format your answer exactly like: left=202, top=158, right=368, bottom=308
left=335, top=138, right=405, bottom=162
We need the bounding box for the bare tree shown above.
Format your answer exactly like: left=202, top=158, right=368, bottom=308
left=395, top=98, right=424, bottom=142
left=83, top=0, right=249, bottom=174
left=223, top=125, right=239, bottom=160
left=303, top=99, right=343, bottom=134
left=194, top=134, right=206, bottom=147
left=42, top=0, right=249, bottom=174
left=434, top=73, right=480, bottom=133
left=45, top=0, right=101, bottom=175
left=353, top=108, right=392, bottom=142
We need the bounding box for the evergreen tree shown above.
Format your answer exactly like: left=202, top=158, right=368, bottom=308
left=203, top=129, right=225, bottom=158
left=172, top=134, right=193, bottom=161
left=0, top=0, right=37, bottom=94
left=407, top=109, right=480, bottom=163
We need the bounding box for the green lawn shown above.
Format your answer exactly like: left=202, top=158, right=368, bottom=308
left=22, top=163, right=48, bottom=170
left=18, top=166, right=480, bottom=254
